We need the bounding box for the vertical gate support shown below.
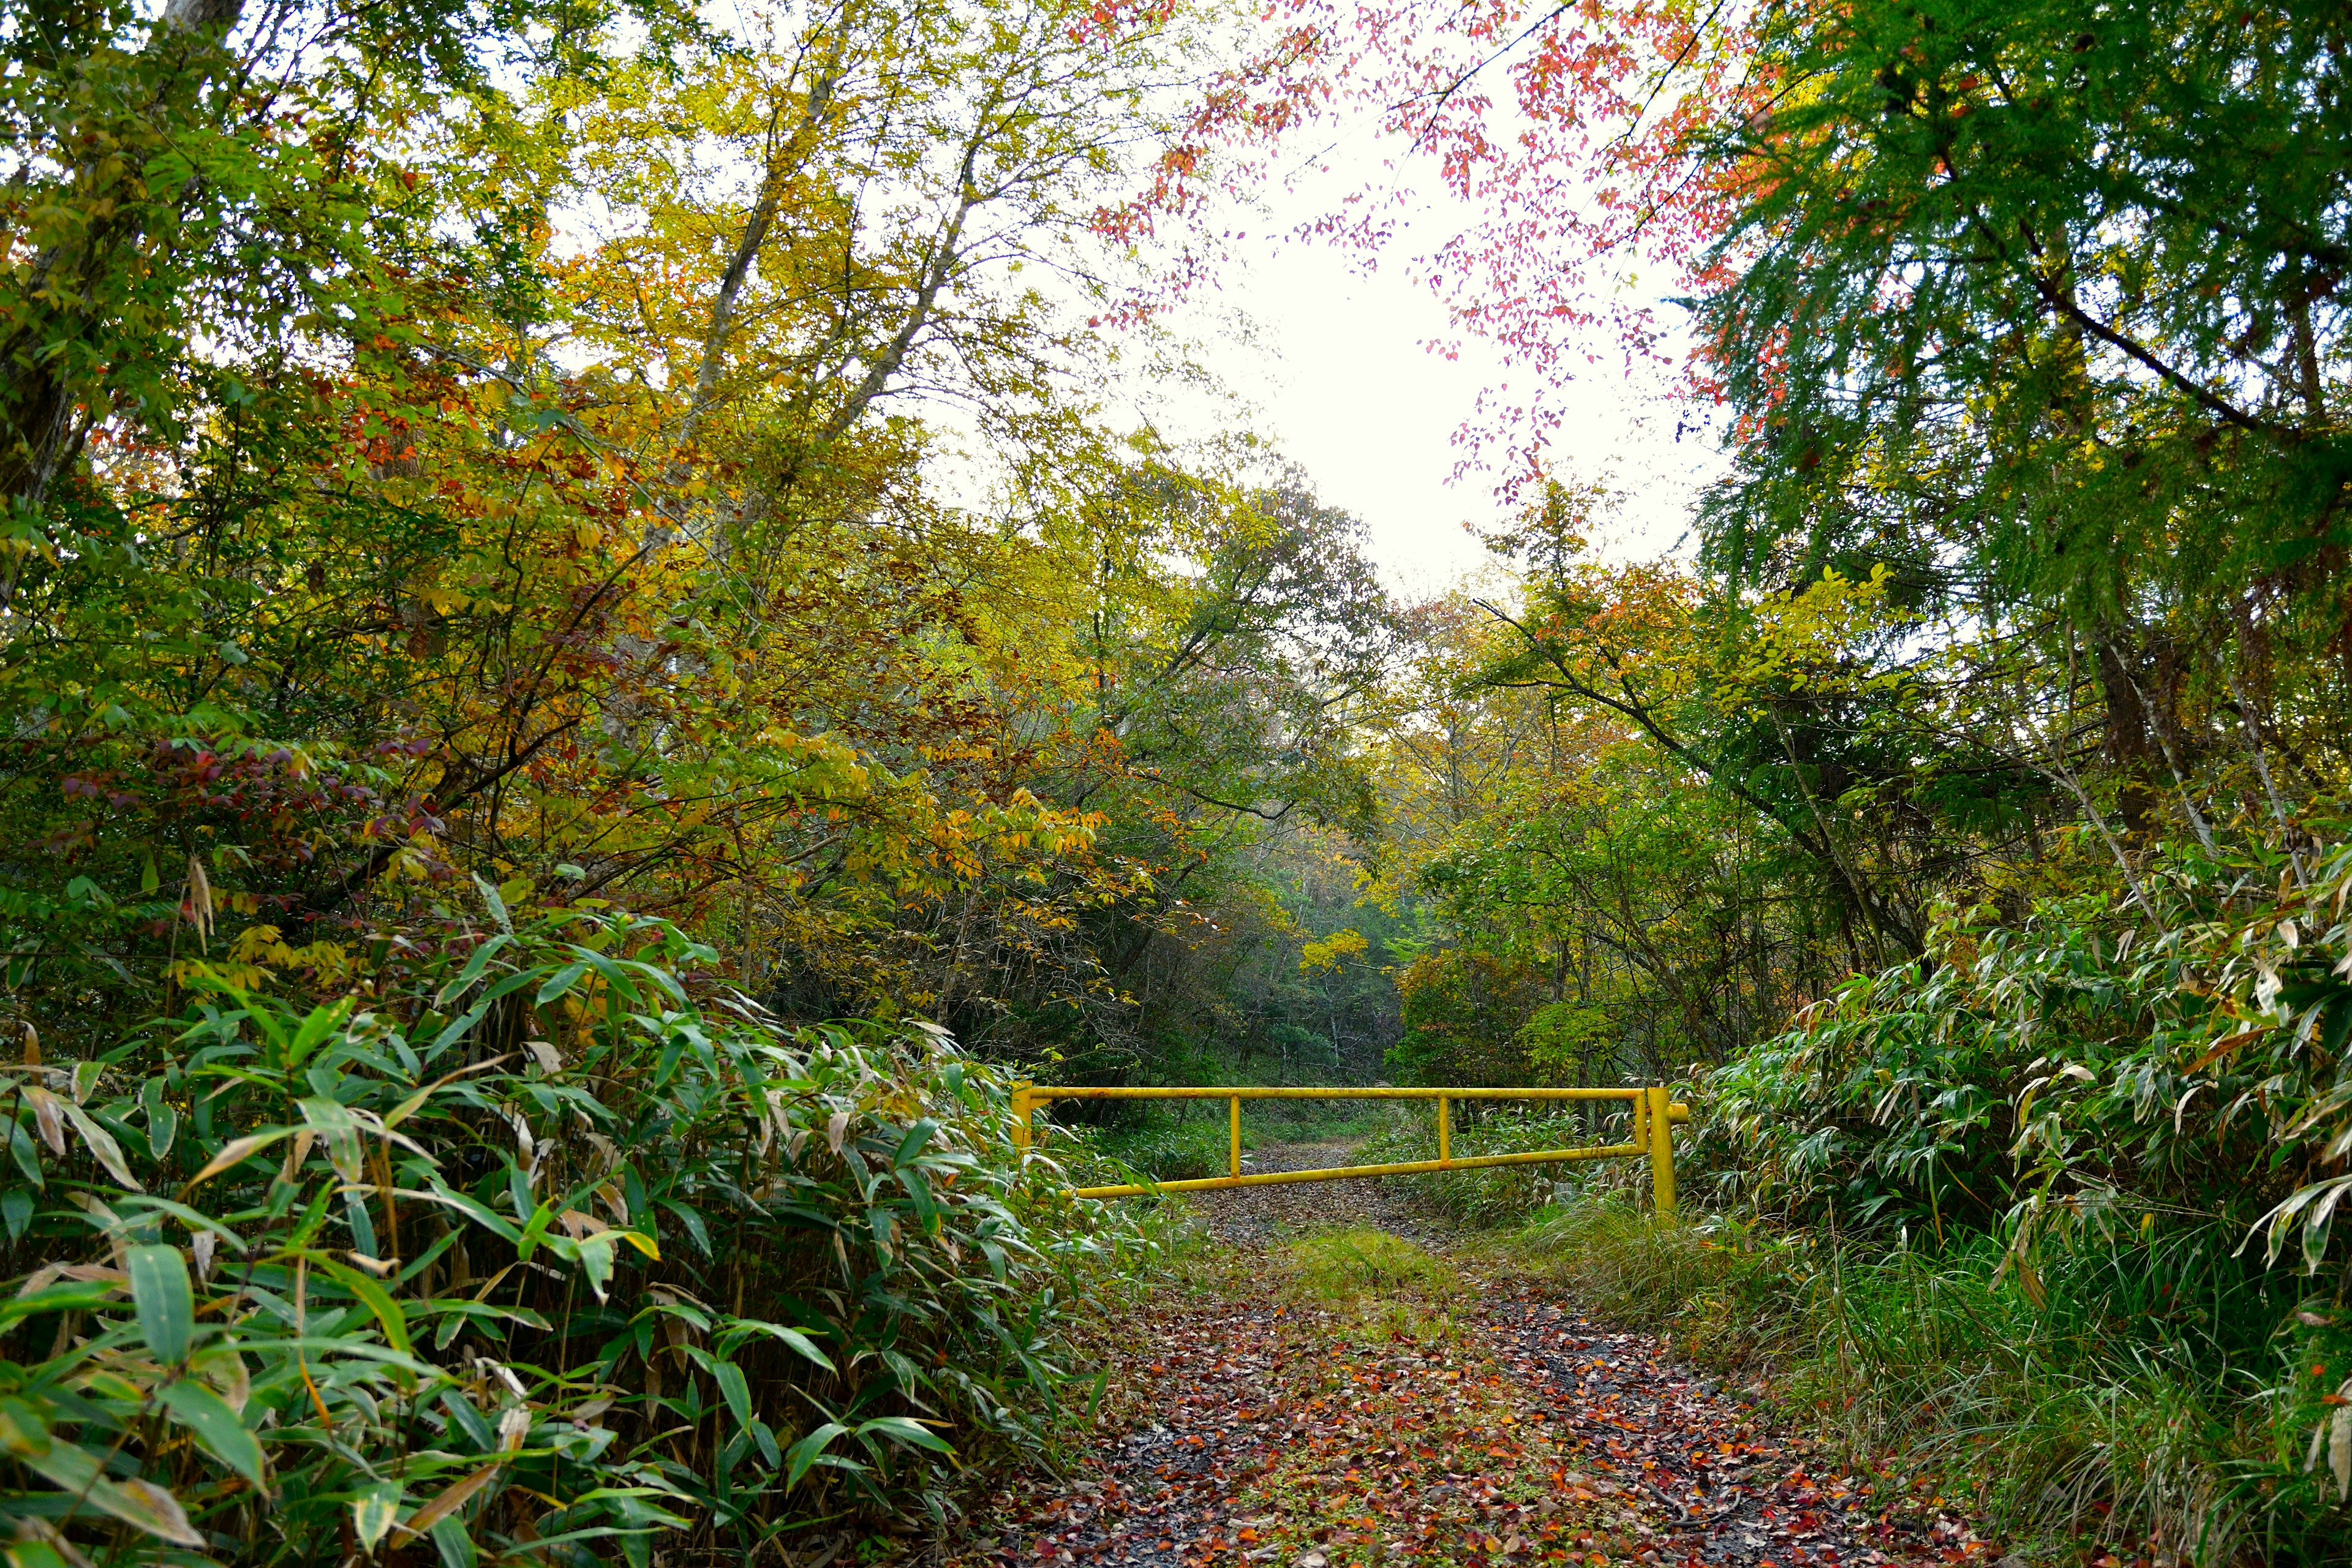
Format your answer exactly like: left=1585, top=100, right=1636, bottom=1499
left=1229, top=1095, right=1242, bottom=1178
left=1645, top=1084, right=1676, bottom=1216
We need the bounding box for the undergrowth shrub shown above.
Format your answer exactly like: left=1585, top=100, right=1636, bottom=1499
left=1514, top=829, right=2352, bottom=1564
left=1362, top=1102, right=1644, bottom=1227
left=0, top=887, right=1150, bottom=1565
left=1068, top=1112, right=1237, bottom=1186
left=1515, top=1203, right=2352, bottom=1566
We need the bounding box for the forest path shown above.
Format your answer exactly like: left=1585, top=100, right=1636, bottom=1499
left=943, top=1145, right=1975, bottom=1568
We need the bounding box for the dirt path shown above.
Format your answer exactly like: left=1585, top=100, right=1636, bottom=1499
left=948, top=1146, right=1986, bottom=1568
left=1188, top=1142, right=1453, bottom=1250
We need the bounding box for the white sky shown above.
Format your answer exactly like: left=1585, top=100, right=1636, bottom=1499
left=1125, top=138, right=1728, bottom=597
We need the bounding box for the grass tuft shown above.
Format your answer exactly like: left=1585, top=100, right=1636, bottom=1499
left=1287, top=1226, right=1463, bottom=1306
left=1496, top=1199, right=2352, bottom=1566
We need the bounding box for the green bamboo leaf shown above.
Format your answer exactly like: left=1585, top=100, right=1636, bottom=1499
left=0, top=1395, right=53, bottom=1458
left=784, top=1421, right=849, bottom=1487
left=535, top=961, right=590, bottom=1004
left=117, top=1194, right=246, bottom=1253
left=284, top=997, right=355, bottom=1069
left=22, top=1441, right=203, bottom=1546
left=127, top=1243, right=193, bottom=1365
left=184, top=1126, right=294, bottom=1188
left=318, top=1256, right=413, bottom=1357
left=897, top=1164, right=940, bottom=1233
left=514, top=1199, right=554, bottom=1262
left=608, top=956, right=688, bottom=1003
left=61, top=1101, right=140, bottom=1190
left=423, top=997, right=499, bottom=1060
left=712, top=1359, right=752, bottom=1429
left=575, top=1232, right=617, bottom=1302
left=750, top=1416, right=782, bottom=1468
left=298, top=1095, right=366, bottom=1182
left=473, top=872, right=513, bottom=935
left=4, top=1532, right=71, bottom=1568
left=657, top=1197, right=710, bottom=1257
left=733, top=1321, right=836, bottom=1373
left=398, top=1182, right=524, bottom=1244
left=8, top=1120, right=42, bottom=1189
left=856, top=1414, right=953, bottom=1454
left=143, top=1078, right=177, bottom=1162
left=893, top=1117, right=940, bottom=1167
left=0, top=1283, right=116, bottom=1331
left=352, top=1480, right=402, bottom=1551
left=565, top=948, right=645, bottom=1006
left=431, top=1513, right=480, bottom=1568
left=437, top=930, right=516, bottom=1005
left=158, top=1378, right=263, bottom=1485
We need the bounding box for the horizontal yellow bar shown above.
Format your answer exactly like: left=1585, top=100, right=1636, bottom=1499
left=1028, top=1084, right=1687, bottom=1121
left=1030, top=1084, right=1675, bottom=1105
left=1067, top=1142, right=1643, bottom=1199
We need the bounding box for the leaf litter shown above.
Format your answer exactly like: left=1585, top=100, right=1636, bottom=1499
left=947, top=1146, right=1994, bottom=1568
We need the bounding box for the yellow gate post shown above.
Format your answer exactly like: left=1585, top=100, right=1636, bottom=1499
left=1229, top=1095, right=1242, bottom=1178
left=1011, top=1085, right=1033, bottom=1154
left=1436, top=1094, right=1450, bottom=1163
left=1645, top=1084, right=1676, bottom=1216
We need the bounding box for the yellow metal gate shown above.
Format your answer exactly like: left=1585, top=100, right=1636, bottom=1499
left=1011, top=1085, right=1689, bottom=1213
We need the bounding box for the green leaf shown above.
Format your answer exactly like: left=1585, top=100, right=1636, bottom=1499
left=318, top=1256, right=413, bottom=1357
left=4, top=1534, right=72, bottom=1568
left=61, top=1102, right=141, bottom=1190
left=401, top=1182, right=523, bottom=1244
left=437, top=933, right=517, bottom=1006
left=573, top=1231, right=617, bottom=1302
left=856, top=1414, right=953, bottom=1455
left=750, top=1417, right=782, bottom=1469
left=712, top=1359, right=752, bottom=1430
left=473, top=872, right=513, bottom=935
left=285, top=997, right=355, bottom=1069
left=127, top=1243, right=193, bottom=1365
left=297, top=1095, right=366, bottom=1182
left=142, top=1079, right=176, bottom=1162
left=440, top=1389, right=495, bottom=1452
left=514, top=1199, right=554, bottom=1262
left=117, top=1194, right=246, bottom=1253
left=8, top=1120, right=42, bottom=1190
left=893, top=1117, right=940, bottom=1167
left=784, top=1421, right=849, bottom=1487
left=0, top=1283, right=116, bottom=1331
left=535, top=961, right=590, bottom=1004
left=21, top=1440, right=203, bottom=1546
left=430, top=1513, right=479, bottom=1568
left=731, top=1320, right=835, bottom=1373
left=658, top=1197, right=710, bottom=1257
left=0, top=1395, right=53, bottom=1458
left=158, top=1378, right=263, bottom=1485
left=566, top=948, right=646, bottom=1008
left=1, top=1188, right=29, bottom=1242
left=898, top=1164, right=940, bottom=1234
left=352, top=1480, right=402, bottom=1551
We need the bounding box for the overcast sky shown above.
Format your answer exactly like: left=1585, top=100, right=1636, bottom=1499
left=1127, top=146, right=1728, bottom=598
